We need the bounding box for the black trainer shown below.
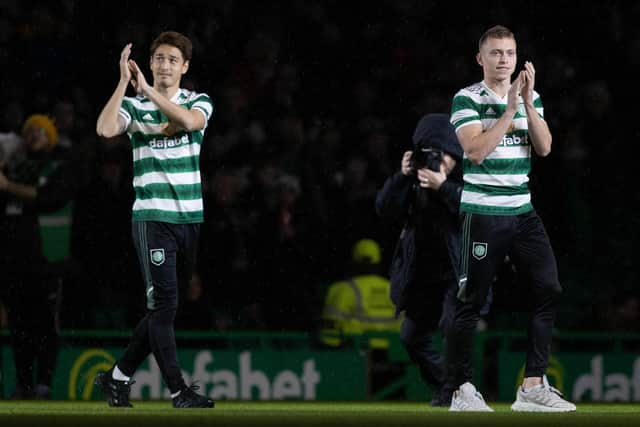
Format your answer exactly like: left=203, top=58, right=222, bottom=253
left=94, top=371, right=135, bottom=407
left=172, top=384, right=214, bottom=408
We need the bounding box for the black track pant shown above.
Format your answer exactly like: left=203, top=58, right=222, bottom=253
left=446, top=210, right=562, bottom=388
left=117, top=221, right=200, bottom=394
left=401, top=279, right=456, bottom=395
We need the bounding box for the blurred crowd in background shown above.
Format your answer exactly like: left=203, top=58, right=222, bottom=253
left=0, top=0, right=638, bottom=333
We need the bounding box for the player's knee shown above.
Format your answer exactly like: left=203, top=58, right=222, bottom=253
left=533, top=281, right=562, bottom=309
left=150, top=286, right=179, bottom=311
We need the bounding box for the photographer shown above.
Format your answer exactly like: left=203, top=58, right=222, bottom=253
left=375, top=114, right=462, bottom=406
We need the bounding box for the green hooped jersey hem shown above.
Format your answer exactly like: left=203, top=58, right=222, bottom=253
left=460, top=202, right=533, bottom=216
left=132, top=211, right=204, bottom=224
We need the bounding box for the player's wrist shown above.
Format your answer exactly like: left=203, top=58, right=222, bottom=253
left=140, top=83, right=153, bottom=97
left=117, top=77, right=130, bottom=90
left=504, top=107, right=517, bottom=117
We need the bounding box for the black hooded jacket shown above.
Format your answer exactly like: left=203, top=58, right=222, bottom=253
left=375, top=114, right=463, bottom=313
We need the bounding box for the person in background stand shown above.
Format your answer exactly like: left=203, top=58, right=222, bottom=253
left=320, top=238, right=401, bottom=349
left=0, top=114, right=74, bottom=399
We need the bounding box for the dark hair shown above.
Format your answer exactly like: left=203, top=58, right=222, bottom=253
left=478, top=25, right=515, bottom=50
left=150, top=31, right=193, bottom=62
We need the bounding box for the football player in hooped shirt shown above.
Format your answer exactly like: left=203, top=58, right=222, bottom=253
left=447, top=25, right=576, bottom=412
left=95, top=31, right=214, bottom=408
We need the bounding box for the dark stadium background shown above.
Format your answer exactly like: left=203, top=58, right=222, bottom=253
left=0, top=0, right=637, bottom=333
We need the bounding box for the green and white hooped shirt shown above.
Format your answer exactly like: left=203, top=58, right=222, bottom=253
left=119, top=88, right=214, bottom=224
left=450, top=81, right=544, bottom=216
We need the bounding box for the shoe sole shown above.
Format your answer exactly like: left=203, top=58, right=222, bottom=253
left=511, top=401, right=576, bottom=412
left=173, top=404, right=215, bottom=408
left=173, top=400, right=215, bottom=409
left=449, top=404, right=494, bottom=412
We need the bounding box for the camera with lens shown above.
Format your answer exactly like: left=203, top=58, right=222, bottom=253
left=410, top=147, right=443, bottom=172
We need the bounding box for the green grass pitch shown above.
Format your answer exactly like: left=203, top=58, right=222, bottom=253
left=0, top=401, right=638, bottom=427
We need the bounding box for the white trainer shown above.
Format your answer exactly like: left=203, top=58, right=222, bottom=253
left=449, top=382, right=494, bottom=412
left=511, top=376, right=577, bottom=412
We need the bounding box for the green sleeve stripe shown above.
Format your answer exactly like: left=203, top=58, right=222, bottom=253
left=185, top=95, right=214, bottom=109
left=192, top=105, right=212, bottom=120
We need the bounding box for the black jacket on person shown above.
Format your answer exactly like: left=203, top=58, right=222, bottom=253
left=375, top=113, right=463, bottom=315
left=376, top=170, right=462, bottom=314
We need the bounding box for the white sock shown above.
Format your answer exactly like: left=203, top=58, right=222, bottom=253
left=171, top=390, right=181, bottom=398
left=112, top=365, right=131, bottom=382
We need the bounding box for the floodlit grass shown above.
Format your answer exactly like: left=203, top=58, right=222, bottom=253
left=0, top=401, right=638, bottom=427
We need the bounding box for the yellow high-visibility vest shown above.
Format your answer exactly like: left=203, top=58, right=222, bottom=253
left=321, top=274, right=401, bottom=348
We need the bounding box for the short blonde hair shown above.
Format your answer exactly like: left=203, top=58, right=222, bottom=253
left=479, top=25, right=515, bottom=50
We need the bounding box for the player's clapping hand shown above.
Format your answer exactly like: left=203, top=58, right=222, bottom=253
left=128, top=60, right=150, bottom=95
left=521, top=61, right=535, bottom=105
left=507, top=72, right=522, bottom=115
left=119, top=43, right=132, bottom=84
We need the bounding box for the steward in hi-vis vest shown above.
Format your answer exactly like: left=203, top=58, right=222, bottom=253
left=321, top=239, right=401, bottom=349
